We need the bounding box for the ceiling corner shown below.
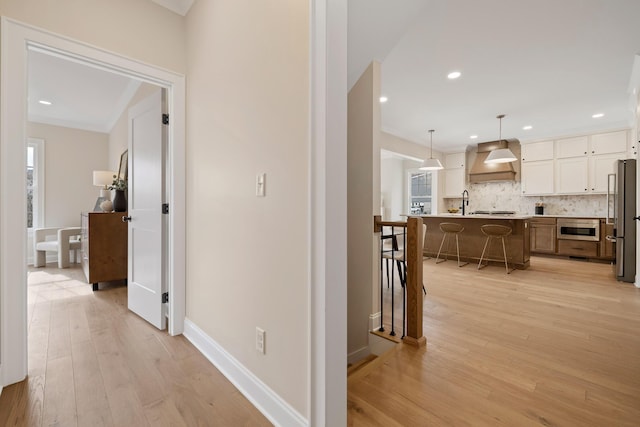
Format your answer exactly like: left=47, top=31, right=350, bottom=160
left=151, top=0, right=194, bottom=16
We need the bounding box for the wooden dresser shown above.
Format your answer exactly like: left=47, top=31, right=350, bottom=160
left=81, top=212, right=128, bottom=291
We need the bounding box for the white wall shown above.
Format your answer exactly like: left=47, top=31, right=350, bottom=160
left=380, top=157, right=404, bottom=220
left=379, top=132, right=444, bottom=217
left=347, top=61, right=382, bottom=362
left=26, top=122, right=109, bottom=226
left=185, top=0, right=310, bottom=418
left=0, top=0, right=186, bottom=74
left=108, top=82, right=160, bottom=169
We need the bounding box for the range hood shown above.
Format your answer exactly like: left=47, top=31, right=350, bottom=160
left=468, top=139, right=518, bottom=183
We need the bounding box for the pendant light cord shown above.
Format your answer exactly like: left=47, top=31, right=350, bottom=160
left=428, top=129, right=435, bottom=159
left=497, top=114, right=505, bottom=141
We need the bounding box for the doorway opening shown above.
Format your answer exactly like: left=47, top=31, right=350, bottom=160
left=1, top=18, right=186, bottom=387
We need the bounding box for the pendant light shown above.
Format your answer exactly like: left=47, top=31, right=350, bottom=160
left=485, top=114, right=517, bottom=164
left=420, top=129, right=443, bottom=170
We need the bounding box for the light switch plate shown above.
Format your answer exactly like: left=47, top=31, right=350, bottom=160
left=256, top=173, right=266, bottom=197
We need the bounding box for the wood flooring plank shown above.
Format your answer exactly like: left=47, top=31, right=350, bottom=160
left=46, top=300, right=72, bottom=361
left=68, top=299, right=92, bottom=345
left=352, top=256, right=640, bottom=426
left=0, top=375, right=44, bottom=427
left=71, top=340, right=113, bottom=426
left=93, top=327, right=149, bottom=426
left=11, top=265, right=271, bottom=426
left=42, top=356, right=77, bottom=427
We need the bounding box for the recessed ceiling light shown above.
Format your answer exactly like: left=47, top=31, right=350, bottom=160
left=592, top=113, right=604, bottom=118
left=379, top=96, right=388, bottom=103
left=447, top=71, right=461, bottom=79
left=38, top=100, right=52, bottom=105
left=470, top=135, right=478, bottom=139
left=523, top=125, right=533, bottom=130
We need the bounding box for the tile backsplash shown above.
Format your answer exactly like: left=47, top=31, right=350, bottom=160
left=445, top=181, right=608, bottom=217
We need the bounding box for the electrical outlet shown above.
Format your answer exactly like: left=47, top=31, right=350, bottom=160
left=256, top=327, right=265, bottom=354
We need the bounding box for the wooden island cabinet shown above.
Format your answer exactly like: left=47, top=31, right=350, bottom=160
left=530, top=217, right=556, bottom=253
left=81, top=212, right=128, bottom=291
left=418, top=214, right=531, bottom=269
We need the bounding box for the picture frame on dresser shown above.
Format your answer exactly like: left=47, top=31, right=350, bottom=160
left=118, top=149, right=128, bottom=181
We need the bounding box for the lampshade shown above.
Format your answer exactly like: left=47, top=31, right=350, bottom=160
left=419, top=129, right=444, bottom=171
left=420, top=158, right=444, bottom=170
left=93, top=170, right=115, bottom=187
left=485, top=114, right=517, bottom=164
left=485, top=148, right=517, bottom=163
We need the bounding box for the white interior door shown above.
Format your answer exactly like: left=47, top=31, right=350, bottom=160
left=127, top=89, right=166, bottom=329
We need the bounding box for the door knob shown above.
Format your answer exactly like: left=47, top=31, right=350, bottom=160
left=122, top=216, right=132, bottom=222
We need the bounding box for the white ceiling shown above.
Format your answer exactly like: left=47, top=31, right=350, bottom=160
left=349, top=0, right=640, bottom=153
left=150, top=0, right=194, bottom=16
left=28, top=49, right=141, bottom=134
left=27, top=1, right=640, bottom=149
left=26, top=0, right=194, bottom=134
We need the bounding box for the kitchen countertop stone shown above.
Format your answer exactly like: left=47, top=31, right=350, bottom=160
left=531, top=214, right=604, bottom=219
left=405, top=214, right=605, bottom=220
left=409, top=213, right=533, bottom=220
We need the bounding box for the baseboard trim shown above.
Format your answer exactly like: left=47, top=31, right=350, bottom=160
left=183, top=318, right=307, bottom=427
left=347, top=345, right=370, bottom=365
left=369, top=311, right=381, bottom=331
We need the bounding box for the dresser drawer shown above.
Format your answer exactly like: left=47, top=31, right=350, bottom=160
left=557, top=240, right=598, bottom=257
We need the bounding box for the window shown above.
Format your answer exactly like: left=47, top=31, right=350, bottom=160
left=408, top=170, right=436, bottom=214
left=27, top=138, right=44, bottom=229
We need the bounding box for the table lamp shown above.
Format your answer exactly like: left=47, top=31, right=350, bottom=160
left=93, top=170, right=115, bottom=200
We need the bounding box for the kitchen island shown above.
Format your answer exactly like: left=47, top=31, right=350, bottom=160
left=415, top=214, right=532, bottom=270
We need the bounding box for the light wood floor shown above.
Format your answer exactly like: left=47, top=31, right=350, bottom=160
left=0, top=264, right=271, bottom=427
left=349, top=256, right=640, bottom=426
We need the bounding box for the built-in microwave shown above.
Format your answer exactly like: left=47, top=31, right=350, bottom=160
left=556, top=218, right=600, bottom=241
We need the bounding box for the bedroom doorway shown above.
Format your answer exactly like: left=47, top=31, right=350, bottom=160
left=1, top=18, right=186, bottom=387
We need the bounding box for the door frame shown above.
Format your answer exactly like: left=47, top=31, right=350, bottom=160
left=0, top=17, right=186, bottom=387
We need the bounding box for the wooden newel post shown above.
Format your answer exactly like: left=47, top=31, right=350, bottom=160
left=404, top=217, right=426, bottom=347
left=373, top=215, right=382, bottom=233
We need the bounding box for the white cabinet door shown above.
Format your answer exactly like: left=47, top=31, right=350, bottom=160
left=556, top=157, right=588, bottom=194
left=589, top=153, right=622, bottom=193
left=556, top=136, right=588, bottom=158
left=521, top=161, right=554, bottom=195
left=590, top=130, right=628, bottom=155
left=445, top=152, right=465, bottom=169
left=444, top=168, right=465, bottom=198
left=522, top=140, right=554, bottom=162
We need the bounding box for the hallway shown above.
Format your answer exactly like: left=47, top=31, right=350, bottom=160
left=0, top=265, right=270, bottom=426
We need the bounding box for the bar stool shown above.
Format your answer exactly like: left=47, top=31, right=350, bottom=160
left=435, top=222, right=468, bottom=267
left=478, top=224, right=513, bottom=274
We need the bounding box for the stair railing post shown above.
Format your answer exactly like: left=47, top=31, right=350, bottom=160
left=403, top=217, right=426, bottom=347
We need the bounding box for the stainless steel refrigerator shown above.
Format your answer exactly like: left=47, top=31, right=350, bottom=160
left=608, top=159, right=636, bottom=282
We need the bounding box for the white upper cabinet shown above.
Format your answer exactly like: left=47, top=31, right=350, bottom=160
left=590, top=130, right=628, bottom=155
left=443, top=152, right=466, bottom=198
left=556, top=136, right=588, bottom=158
left=521, top=140, right=554, bottom=162
left=556, top=157, right=588, bottom=194
left=521, top=129, right=631, bottom=196
left=521, top=161, right=554, bottom=195
left=589, top=153, right=621, bottom=193
left=445, top=152, right=465, bottom=169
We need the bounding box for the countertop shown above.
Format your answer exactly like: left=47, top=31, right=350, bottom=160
left=409, top=213, right=533, bottom=219
left=531, top=214, right=605, bottom=219
left=405, top=213, right=606, bottom=220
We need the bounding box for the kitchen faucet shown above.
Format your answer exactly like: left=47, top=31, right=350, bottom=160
left=461, top=190, right=469, bottom=215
